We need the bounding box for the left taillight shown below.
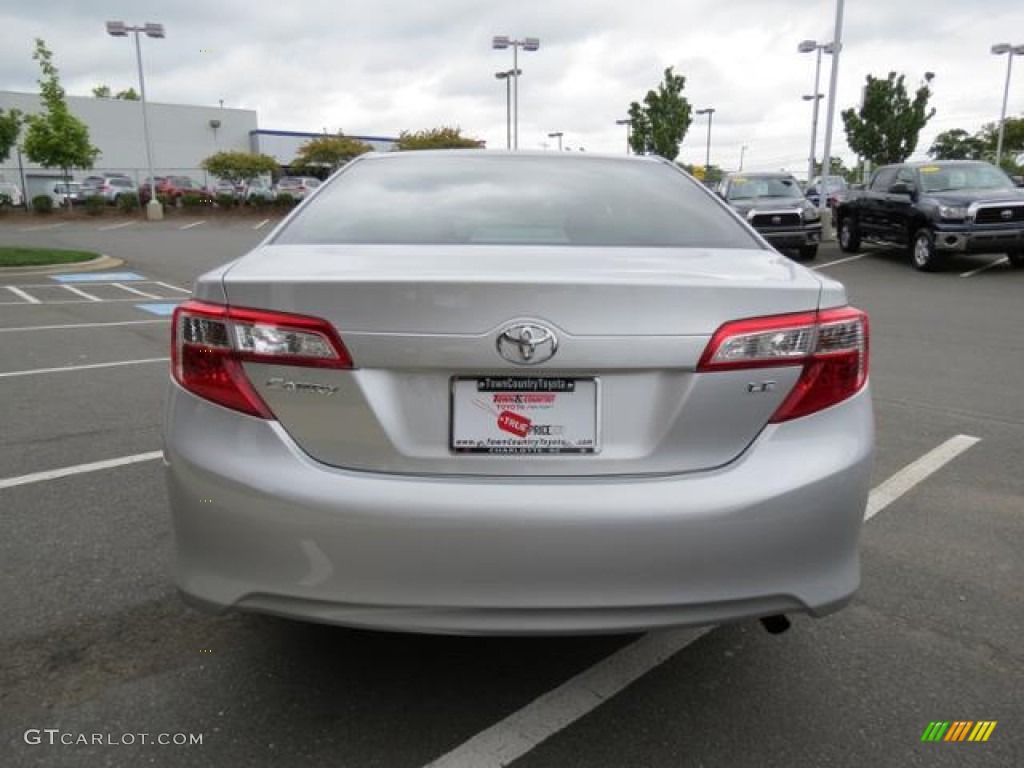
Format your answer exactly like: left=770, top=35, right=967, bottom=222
left=697, top=306, right=869, bottom=423
left=171, top=300, right=353, bottom=418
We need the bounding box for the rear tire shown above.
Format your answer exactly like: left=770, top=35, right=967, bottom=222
left=838, top=216, right=860, bottom=253
left=1008, top=250, right=1024, bottom=268
left=797, top=244, right=818, bottom=261
left=911, top=228, right=942, bottom=272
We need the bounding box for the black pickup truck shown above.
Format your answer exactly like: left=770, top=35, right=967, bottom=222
left=835, top=160, right=1024, bottom=271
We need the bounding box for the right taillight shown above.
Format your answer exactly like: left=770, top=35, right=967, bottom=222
left=171, top=300, right=353, bottom=419
left=697, top=307, right=868, bottom=423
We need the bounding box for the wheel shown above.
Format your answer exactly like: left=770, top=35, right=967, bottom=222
left=797, top=244, right=818, bottom=261
left=911, top=228, right=942, bottom=272
left=838, top=216, right=860, bottom=253
left=1008, top=250, right=1024, bottom=269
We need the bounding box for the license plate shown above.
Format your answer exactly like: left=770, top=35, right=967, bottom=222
left=451, top=377, right=599, bottom=455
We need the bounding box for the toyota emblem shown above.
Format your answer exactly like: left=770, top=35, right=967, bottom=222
left=496, top=323, right=558, bottom=365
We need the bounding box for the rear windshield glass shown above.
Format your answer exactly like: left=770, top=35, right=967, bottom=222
left=273, top=154, right=760, bottom=248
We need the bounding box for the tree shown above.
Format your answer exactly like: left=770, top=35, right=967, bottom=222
left=626, top=67, right=692, bottom=161
left=395, top=126, right=484, bottom=150
left=0, top=108, right=22, bottom=164
left=292, top=133, right=372, bottom=171
left=23, top=39, right=100, bottom=180
left=841, top=72, right=935, bottom=165
left=92, top=85, right=111, bottom=98
left=977, top=116, right=1024, bottom=167
left=92, top=85, right=140, bottom=100
left=200, top=151, right=280, bottom=184
left=928, top=129, right=986, bottom=160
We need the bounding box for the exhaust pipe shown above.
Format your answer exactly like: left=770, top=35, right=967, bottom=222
left=759, top=614, right=791, bottom=635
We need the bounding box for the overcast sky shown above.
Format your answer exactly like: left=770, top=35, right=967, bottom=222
left=2, top=0, right=1021, bottom=176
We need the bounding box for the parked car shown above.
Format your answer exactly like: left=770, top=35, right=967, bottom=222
left=242, top=177, right=275, bottom=203
left=140, top=176, right=214, bottom=205
left=717, top=172, right=822, bottom=260
left=805, top=175, right=849, bottom=209
left=80, top=175, right=137, bottom=203
left=274, top=176, right=322, bottom=200
left=166, top=151, right=873, bottom=635
left=0, top=181, right=25, bottom=206
left=835, top=160, right=1024, bottom=271
left=51, top=181, right=84, bottom=207
left=214, top=180, right=242, bottom=200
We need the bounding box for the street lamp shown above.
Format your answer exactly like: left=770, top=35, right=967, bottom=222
left=798, top=39, right=836, bottom=187
left=547, top=131, right=564, bottom=151
left=494, top=69, right=521, bottom=150
left=106, top=20, right=165, bottom=221
left=991, top=43, right=1024, bottom=166
left=695, top=108, right=715, bottom=169
left=739, top=144, right=749, bottom=171
left=615, top=118, right=632, bottom=154
left=492, top=35, right=540, bottom=150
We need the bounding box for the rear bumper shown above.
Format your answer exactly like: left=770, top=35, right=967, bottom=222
left=164, top=382, right=874, bottom=635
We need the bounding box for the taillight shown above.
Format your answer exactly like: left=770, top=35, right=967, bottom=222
left=697, top=307, right=868, bottom=422
left=171, top=300, right=353, bottom=418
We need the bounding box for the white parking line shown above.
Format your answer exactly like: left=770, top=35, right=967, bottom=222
left=153, top=281, right=192, bottom=294
left=423, top=433, right=982, bottom=768
left=179, top=221, right=205, bottom=230
left=17, top=222, right=69, bottom=232
left=5, top=286, right=40, bottom=304
left=111, top=282, right=160, bottom=299
left=811, top=254, right=866, bottom=270
left=0, top=357, right=169, bottom=379
left=253, top=218, right=270, bottom=230
left=0, top=451, right=163, bottom=491
left=61, top=285, right=103, bottom=302
left=98, top=221, right=135, bottom=231
left=0, top=320, right=166, bottom=333
left=960, top=257, right=1008, bottom=278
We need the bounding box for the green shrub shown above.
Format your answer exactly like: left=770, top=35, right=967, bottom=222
left=85, top=195, right=105, bottom=216
left=0, top=192, right=11, bottom=211
left=118, top=192, right=140, bottom=212
left=275, top=192, right=296, bottom=210
left=32, top=195, right=54, bottom=214
left=180, top=193, right=205, bottom=209
left=156, top=194, right=170, bottom=207
left=247, top=194, right=268, bottom=209
left=216, top=193, right=237, bottom=208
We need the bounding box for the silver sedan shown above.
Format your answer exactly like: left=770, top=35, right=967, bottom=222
left=164, top=151, right=873, bottom=635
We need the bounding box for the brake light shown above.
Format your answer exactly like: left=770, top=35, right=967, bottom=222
left=697, top=307, right=868, bottom=422
left=171, top=300, right=353, bottom=418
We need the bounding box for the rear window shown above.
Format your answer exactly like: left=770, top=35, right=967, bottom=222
left=274, top=154, right=760, bottom=248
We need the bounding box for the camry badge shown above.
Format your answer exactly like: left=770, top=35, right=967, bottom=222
left=496, top=323, right=558, bottom=365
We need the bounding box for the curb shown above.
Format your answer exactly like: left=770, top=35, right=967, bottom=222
left=0, top=254, right=125, bottom=277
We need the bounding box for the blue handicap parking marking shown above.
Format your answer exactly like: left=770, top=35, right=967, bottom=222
left=135, top=303, right=180, bottom=316
left=51, top=272, right=146, bottom=283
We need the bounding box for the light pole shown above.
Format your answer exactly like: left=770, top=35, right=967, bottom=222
left=696, top=108, right=715, bottom=169
left=739, top=144, right=748, bottom=171
left=106, top=20, right=164, bottom=221
left=798, top=39, right=835, bottom=186
left=991, top=43, right=1024, bottom=166
left=492, top=36, right=540, bottom=150
left=615, top=118, right=632, bottom=154
left=819, top=0, right=845, bottom=232
left=547, top=131, right=564, bottom=151
left=494, top=69, right=521, bottom=150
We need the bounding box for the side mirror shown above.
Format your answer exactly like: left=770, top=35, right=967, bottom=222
left=889, top=181, right=914, bottom=196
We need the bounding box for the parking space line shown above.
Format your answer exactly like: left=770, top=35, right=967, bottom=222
left=153, top=281, right=192, bottom=294
left=0, top=357, right=168, bottom=379
left=0, top=451, right=163, bottom=491
left=0, top=320, right=166, bottom=333
left=112, top=282, right=160, bottom=299
left=98, top=221, right=135, bottom=231
left=960, top=257, right=1008, bottom=278
left=253, top=218, right=270, bottom=230
left=17, top=222, right=69, bottom=233
left=423, top=433, right=982, bottom=768
left=61, top=285, right=103, bottom=302
left=179, top=221, right=205, bottom=230
left=811, top=254, right=866, bottom=270
left=51, top=272, right=145, bottom=282
left=5, top=286, right=40, bottom=304
left=865, top=434, right=981, bottom=521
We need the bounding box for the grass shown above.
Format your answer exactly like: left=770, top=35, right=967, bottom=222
left=0, top=246, right=100, bottom=268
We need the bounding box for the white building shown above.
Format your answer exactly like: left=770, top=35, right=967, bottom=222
left=0, top=90, right=395, bottom=200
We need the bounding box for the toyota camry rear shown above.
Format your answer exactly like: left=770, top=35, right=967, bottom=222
left=164, top=151, right=873, bottom=634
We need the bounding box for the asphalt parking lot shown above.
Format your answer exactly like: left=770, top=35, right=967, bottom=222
left=1, top=218, right=1021, bottom=767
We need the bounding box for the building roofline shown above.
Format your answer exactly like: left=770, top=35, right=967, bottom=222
left=251, top=128, right=397, bottom=142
